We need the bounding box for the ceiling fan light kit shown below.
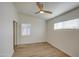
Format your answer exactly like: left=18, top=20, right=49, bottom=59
left=40, top=10, right=44, bottom=13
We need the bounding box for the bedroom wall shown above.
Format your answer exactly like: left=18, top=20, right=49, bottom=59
left=47, top=7, right=79, bottom=56
left=0, top=2, right=18, bottom=57
left=17, top=13, right=46, bottom=44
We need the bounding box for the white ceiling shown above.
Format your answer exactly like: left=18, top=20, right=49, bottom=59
left=14, top=2, right=79, bottom=20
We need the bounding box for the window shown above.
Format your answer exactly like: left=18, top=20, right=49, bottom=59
left=54, top=22, right=64, bottom=29
left=21, top=24, right=31, bottom=36
left=54, top=18, right=79, bottom=30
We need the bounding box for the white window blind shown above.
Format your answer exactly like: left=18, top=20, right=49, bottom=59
left=21, top=24, right=31, bottom=36
left=54, top=18, right=79, bottom=30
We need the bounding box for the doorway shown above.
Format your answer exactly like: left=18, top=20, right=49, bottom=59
left=13, top=21, right=17, bottom=51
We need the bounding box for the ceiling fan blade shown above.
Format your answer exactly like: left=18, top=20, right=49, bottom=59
left=43, top=10, right=52, bottom=14
left=36, top=2, right=43, bottom=10
left=35, top=11, right=40, bottom=14
left=40, top=4, right=43, bottom=10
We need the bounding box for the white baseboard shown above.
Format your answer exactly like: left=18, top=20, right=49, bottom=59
left=17, top=41, right=47, bottom=45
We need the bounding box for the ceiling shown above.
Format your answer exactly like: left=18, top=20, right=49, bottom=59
left=14, top=2, right=79, bottom=20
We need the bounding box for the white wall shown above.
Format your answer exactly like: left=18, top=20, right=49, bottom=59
left=0, top=3, right=18, bottom=57
left=17, top=13, right=46, bottom=44
left=47, top=7, right=79, bottom=57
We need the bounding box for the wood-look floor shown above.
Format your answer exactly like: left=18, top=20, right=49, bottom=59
left=13, top=42, right=70, bottom=57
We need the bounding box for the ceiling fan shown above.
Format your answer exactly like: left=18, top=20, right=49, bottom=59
left=35, top=2, right=52, bottom=14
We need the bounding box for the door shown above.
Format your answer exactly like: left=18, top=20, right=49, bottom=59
left=13, top=21, right=17, bottom=50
